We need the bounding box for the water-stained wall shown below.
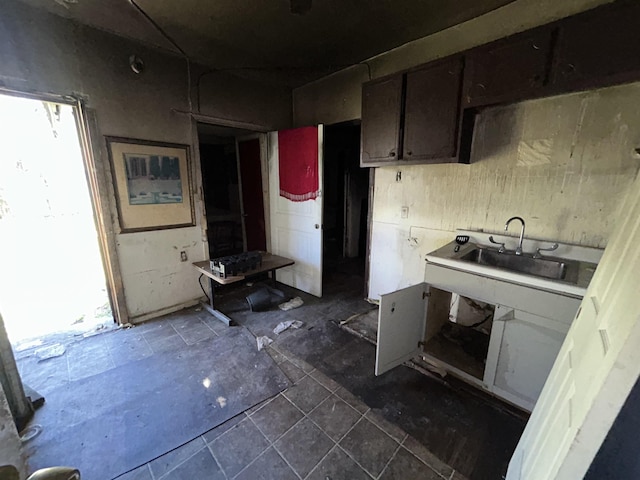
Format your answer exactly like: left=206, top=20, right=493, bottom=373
left=290, top=0, right=640, bottom=299
left=368, top=84, right=640, bottom=298
left=0, top=1, right=292, bottom=320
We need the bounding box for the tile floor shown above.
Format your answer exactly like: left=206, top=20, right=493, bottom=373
left=15, top=261, right=513, bottom=480
left=115, top=343, right=465, bottom=480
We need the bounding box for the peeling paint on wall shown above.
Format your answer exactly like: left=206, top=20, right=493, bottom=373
left=368, top=83, right=640, bottom=299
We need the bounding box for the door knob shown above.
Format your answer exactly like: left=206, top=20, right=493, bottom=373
left=315, top=224, right=320, bottom=229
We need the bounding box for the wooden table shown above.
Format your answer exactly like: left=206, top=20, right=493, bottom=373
left=192, top=253, right=295, bottom=326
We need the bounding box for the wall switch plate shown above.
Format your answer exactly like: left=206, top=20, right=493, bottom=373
left=180, top=251, right=188, bottom=262
left=401, top=206, right=409, bottom=219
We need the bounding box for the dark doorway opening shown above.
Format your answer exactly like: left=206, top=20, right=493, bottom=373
left=197, top=124, right=266, bottom=259
left=322, top=122, right=368, bottom=281
left=237, top=138, right=267, bottom=252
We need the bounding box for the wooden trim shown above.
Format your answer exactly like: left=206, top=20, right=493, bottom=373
left=105, top=136, right=196, bottom=234
left=75, top=103, right=129, bottom=325
left=0, top=87, right=77, bottom=105
left=364, top=167, right=375, bottom=298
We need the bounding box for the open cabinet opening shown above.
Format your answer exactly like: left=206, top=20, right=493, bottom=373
left=422, top=290, right=494, bottom=381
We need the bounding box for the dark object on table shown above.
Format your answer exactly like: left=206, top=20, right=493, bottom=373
left=210, top=251, right=262, bottom=278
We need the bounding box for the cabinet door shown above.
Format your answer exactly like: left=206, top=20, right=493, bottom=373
left=403, top=57, right=463, bottom=161
left=463, top=29, right=552, bottom=107
left=484, top=306, right=570, bottom=412
left=552, top=1, right=640, bottom=92
left=375, top=283, right=428, bottom=376
left=360, top=75, right=402, bottom=166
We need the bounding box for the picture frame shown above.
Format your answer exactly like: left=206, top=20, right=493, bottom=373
left=106, top=136, right=195, bottom=233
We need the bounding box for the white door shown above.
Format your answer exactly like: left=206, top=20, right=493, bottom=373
left=507, top=172, right=640, bottom=480
left=376, top=283, right=428, bottom=375
left=268, top=126, right=323, bottom=297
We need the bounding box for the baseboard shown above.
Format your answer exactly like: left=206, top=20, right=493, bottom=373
left=128, top=298, right=202, bottom=325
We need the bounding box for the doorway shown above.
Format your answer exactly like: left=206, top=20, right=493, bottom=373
left=322, top=123, right=369, bottom=282
left=197, top=123, right=266, bottom=259
left=0, top=93, right=113, bottom=346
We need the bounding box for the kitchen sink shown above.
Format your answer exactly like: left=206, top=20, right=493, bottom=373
left=460, top=248, right=575, bottom=282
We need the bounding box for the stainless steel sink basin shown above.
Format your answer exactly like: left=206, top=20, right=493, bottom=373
left=460, top=248, right=576, bottom=282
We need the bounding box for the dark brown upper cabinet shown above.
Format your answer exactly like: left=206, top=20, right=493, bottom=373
left=551, top=1, right=640, bottom=93
left=360, top=75, right=403, bottom=165
left=463, top=29, right=553, bottom=108
left=403, top=57, right=463, bottom=162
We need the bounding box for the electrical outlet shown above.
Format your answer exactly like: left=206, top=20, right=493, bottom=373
left=180, top=251, right=188, bottom=262
left=401, top=206, right=409, bottom=219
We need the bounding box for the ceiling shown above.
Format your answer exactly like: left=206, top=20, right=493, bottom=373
left=18, top=0, right=517, bottom=87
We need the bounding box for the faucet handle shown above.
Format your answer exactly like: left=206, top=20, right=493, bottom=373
left=489, top=236, right=506, bottom=253
left=534, top=243, right=559, bottom=258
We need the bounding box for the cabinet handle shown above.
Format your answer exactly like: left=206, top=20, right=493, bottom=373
left=476, top=83, right=486, bottom=91
left=532, top=43, right=540, bottom=50
left=389, top=151, right=396, bottom=157
left=565, top=63, right=576, bottom=75
left=407, top=151, right=412, bottom=156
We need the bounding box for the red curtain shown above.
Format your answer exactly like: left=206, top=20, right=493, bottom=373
left=278, top=126, right=319, bottom=202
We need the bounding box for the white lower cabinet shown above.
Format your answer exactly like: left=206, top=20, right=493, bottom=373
left=484, top=306, right=570, bottom=411
left=375, top=274, right=581, bottom=412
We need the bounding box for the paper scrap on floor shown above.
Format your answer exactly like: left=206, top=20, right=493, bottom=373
left=256, top=336, right=273, bottom=351
left=278, top=297, right=304, bottom=311
left=273, top=320, right=303, bottom=335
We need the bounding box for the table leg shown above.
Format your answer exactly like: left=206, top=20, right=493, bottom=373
left=271, top=269, right=277, bottom=288
left=200, top=277, right=233, bottom=326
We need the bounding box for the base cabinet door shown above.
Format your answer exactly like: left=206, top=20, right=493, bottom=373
left=484, top=305, right=570, bottom=411
left=375, top=283, right=429, bottom=375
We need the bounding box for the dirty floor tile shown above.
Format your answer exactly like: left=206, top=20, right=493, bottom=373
left=335, top=386, right=369, bottom=414
left=309, top=368, right=342, bottom=392
left=309, top=395, right=362, bottom=441
left=274, top=418, right=333, bottom=478
left=160, top=446, right=224, bottom=480
left=365, top=410, right=408, bottom=443
left=114, top=464, right=153, bottom=480
left=201, top=413, right=246, bottom=445
left=402, top=435, right=455, bottom=479
left=250, top=394, right=304, bottom=442
left=379, top=447, right=442, bottom=480
left=234, top=447, right=298, bottom=480
left=277, top=360, right=306, bottom=383
left=306, top=446, right=373, bottom=480
left=149, top=437, right=206, bottom=479
left=339, top=418, right=399, bottom=477
left=209, top=418, right=270, bottom=477
left=282, top=375, right=330, bottom=413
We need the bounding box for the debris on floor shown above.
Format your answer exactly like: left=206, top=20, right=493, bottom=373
left=14, top=339, right=43, bottom=352
left=247, top=286, right=286, bottom=311
left=278, top=296, right=304, bottom=311
left=256, top=335, right=273, bottom=351
left=273, top=320, right=303, bottom=335
left=339, top=307, right=377, bottom=326
left=34, top=343, right=65, bottom=361
left=339, top=309, right=378, bottom=345
left=23, top=384, right=45, bottom=409
left=19, top=424, right=42, bottom=443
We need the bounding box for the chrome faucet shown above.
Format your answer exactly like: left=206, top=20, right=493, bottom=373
left=505, top=216, right=525, bottom=255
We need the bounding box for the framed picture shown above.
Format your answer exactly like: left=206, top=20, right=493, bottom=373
left=106, top=137, right=195, bottom=232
